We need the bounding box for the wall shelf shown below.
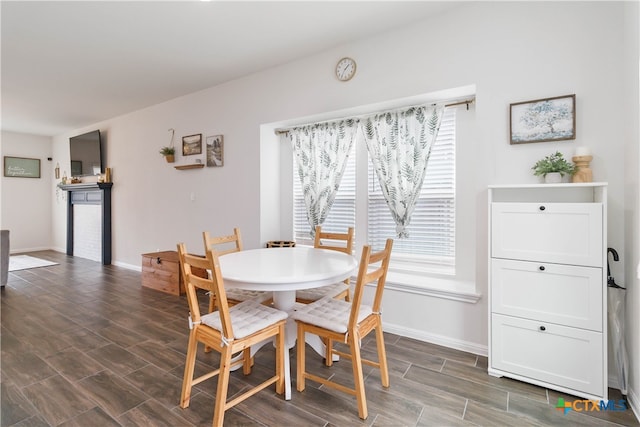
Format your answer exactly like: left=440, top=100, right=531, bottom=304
left=174, top=164, right=204, bottom=170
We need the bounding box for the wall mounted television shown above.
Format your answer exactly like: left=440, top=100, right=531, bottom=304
left=69, top=130, right=103, bottom=177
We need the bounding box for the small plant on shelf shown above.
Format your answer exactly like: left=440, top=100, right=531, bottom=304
left=159, top=146, right=175, bottom=163
left=532, top=151, right=576, bottom=179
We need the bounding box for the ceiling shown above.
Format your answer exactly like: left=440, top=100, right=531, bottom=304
left=1, top=1, right=458, bottom=137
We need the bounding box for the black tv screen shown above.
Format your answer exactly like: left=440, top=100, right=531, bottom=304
left=69, top=130, right=103, bottom=176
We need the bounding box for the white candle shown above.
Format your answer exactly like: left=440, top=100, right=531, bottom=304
left=575, top=146, right=591, bottom=156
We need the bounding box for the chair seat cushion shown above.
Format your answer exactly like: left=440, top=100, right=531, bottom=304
left=296, top=283, right=348, bottom=302
left=201, top=300, right=288, bottom=339
left=227, top=288, right=272, bottom=303
left=291, top=296, right=372, bottom=334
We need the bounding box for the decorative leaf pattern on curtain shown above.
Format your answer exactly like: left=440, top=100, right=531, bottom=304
left=363, top=105, right=444, bottom=238
left=289, top=119, right=358, bottom=235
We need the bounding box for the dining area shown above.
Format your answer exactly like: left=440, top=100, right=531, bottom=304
left=175, top=226, right=394, bottom=426
left=5, top=247, right=636, bottom=427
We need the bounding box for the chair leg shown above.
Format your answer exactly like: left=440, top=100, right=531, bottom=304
left=325, top=338, right=334, bottom=367
left=242, top=348, right=252, bottom=375
left=208, top=292, right=216, bottom=313
left=213, top=345, right=232, bottom=427
left=296, top=324, right=306, bottom=392
left=275, top=323, right=285, bottom=395
left=375, top=318, right=389, bottom=388
left=349, top=332, right=368, bottom=420
left=180, top=331, right=198, bottom=408
left=205, top=294, right=216, bottom=353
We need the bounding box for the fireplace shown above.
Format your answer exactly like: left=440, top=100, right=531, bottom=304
left=59, top=183, right=112, bottom=265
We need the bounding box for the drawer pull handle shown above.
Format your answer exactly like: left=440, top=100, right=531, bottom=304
left=156, top=257, right=162, bottom=264
left=539, top=266, right=545, bottom=271
left=539, top=326, right=546, bottom=331
left=539, top=205, right=546, bottom=211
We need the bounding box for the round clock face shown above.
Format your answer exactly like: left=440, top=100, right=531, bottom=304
left=335, top=57, right=356, bottom=81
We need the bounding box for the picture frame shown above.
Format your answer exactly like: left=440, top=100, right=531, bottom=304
left=3, top=156, right=41, bottom=178
left=206, top=135, right=224, bottom=167
left=71, top=160, right=82, bottom=176
left=510, top=94, right=576, bottom=144
left=182, top=133, right=202, bottom=156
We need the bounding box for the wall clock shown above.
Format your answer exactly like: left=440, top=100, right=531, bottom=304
left=335, top=57, right=356, bottom=81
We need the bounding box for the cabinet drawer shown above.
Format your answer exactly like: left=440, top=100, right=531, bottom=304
left=491, top=203, right=602, bottom=266
left=491, top=259, right=602, bottom=331
left=491, top=314, right=603, bottom=396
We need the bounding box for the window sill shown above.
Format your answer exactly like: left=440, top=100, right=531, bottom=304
left=377, top=270, right=481, bottom=304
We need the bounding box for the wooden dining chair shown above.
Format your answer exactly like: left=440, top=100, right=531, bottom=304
left=177, top=243, right=288, bottom=427
left=292, top=238, right=393, bottom=420
left=295, top=225, right=354, bottom=304
left=203, top=228, right=271, bottom=311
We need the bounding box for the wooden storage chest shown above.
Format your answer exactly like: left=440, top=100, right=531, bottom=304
left=141, top=250, right=207, bottom=295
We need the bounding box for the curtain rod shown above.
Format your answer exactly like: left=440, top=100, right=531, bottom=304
left=274, top=98, right=474, bottom=135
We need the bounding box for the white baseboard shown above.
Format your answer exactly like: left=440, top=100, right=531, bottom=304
left=112, top=260, right=141, bottom=271
left=383, top=321, right=488, bottom=356
left=10, top=246, right=53, bottom=254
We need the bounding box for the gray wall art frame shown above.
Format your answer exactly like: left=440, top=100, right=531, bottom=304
left=206, top=135, right=224, bottom=167
left=4, top=156, right=41, bottom=178
left=510, top=94, right=576, bottom=144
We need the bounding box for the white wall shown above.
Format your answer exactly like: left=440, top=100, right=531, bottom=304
left=0, top=131, right=53, bottom=252
left=6, top=1, right=630, bottom=402
left=623, top=0, right=640, bottom=416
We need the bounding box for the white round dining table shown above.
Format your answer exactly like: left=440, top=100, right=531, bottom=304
left=219, top=246, right=357, bottom=399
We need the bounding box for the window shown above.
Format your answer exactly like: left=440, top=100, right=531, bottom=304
left=293, top=107, right=456, bottom=273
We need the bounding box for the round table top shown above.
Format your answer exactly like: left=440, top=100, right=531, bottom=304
left=219, top=246, right=357, bottom=291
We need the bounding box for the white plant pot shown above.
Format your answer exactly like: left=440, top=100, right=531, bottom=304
left=544, top=172, right=562, bottom=183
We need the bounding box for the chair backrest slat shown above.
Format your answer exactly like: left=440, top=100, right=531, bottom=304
left=314, top=225, right=355, bottom=286
left=177, top=242, right=235, bottom=340
left=348, top=239, right=393, bottom=328
left=314, top=225, right=354, bottom=255
left=203, top=228, right=243, bottom=256
left=177, top=243, right=208, bottom=325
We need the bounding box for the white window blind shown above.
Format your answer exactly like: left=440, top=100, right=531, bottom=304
left=293, top=107, right=456, bottom=270
left=368, top=107, right=456, bottom=267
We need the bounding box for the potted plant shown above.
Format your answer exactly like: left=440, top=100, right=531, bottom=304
left=159, top=146, right=175, bottom=163
left=532, top=151, right=576, bottom=183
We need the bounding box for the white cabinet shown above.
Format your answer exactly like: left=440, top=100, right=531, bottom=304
left=488, top=183, right=607, bottom=401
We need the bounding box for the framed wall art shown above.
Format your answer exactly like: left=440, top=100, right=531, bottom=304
left=71, top=160, right=82, bottom=176
left=4, top=156, right=41, bottom=178
left=182, top=133, right=202, bottom=156
left=510, top=94, right=576, bottom=144
left=206, top=135, right=224, bottom=167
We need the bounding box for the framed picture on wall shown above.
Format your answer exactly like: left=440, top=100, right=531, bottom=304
left=4, top=156, right=40, bottom=178
left=182, top=133, right=202, bottom=156
left=510, top=94, right=576, bottom=144
left=71, top=160, right=82, bottom=176
left=206, top=135, right=224, bottom=167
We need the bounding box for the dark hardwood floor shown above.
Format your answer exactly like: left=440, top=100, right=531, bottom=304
left=2, top=250, right=638, bottom=427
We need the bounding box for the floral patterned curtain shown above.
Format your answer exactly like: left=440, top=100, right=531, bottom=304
left=362, top=105, right=444, bottom=238
left=289, top=119, right=358, bottom=236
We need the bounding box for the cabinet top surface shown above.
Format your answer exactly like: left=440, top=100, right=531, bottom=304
left=489, top=182, right=607, bottom=189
